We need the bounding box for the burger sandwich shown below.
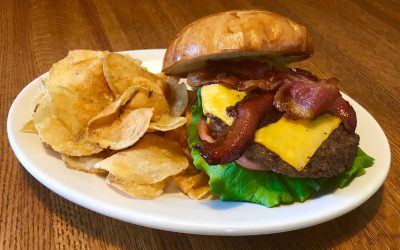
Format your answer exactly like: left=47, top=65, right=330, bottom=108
left=162, top=10, right=374, bottom=207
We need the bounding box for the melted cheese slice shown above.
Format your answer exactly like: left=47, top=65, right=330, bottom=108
left=201, top=84, right=246, bottom=125
left=255, top=115, right=341, bottom=171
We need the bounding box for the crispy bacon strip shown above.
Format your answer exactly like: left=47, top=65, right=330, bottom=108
left=187, top=71, right=285, bottom=91
left=187, top=60, right=320, bottom=93
left=237, top=69, right=319, bottom=91
left=237, top=79, right=283, bottom=92
left=273, top=78, right=357, bottom=132
left=187, top=71, right=239, bottom=89
left=196, top=92, right=274, bottom=164
left=187, top=60, right=275, bottom=89
left=274, top=80, right=341, bottom=120
left=329, top=97, right=357, bottom=132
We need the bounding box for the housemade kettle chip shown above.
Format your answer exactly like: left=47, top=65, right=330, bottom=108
left=61, top=152, right=109, bottom=174
left=33, top=85, right=103, bottom=156
left=106, top=175, right=167, bottom=199
left=95, top=134, right=189, bottom=198
left=45, top=50, right=114, bottom=108
left=88, top=86, right=145, bottom=129
left=20, top=119, right=37, bottom=134
left=174, top=167, right=210, bottom=200
left=149, top=114, right=187, bottom=132
left=88, top=108, right=153, bottom=150
left=124, top=86, right=170, bottom=121
left=103, top=52, right=168, bottom=97
left=166, top=76, right=188, bottom=117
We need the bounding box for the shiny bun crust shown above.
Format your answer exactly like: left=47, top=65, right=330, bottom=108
left=162, top=10, right=313, bottom=76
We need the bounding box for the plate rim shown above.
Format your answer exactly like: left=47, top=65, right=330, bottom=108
left=7, top=49, right=391, bottom=236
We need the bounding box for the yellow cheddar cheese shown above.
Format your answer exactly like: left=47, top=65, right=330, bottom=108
left=201, top=84, right=246, bottom=125
left=254, top=115, right=341, bottom=171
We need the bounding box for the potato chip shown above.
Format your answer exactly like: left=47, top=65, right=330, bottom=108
left=121, top=54, right=143, bottom=66
left=32, top=83, right=46, bottom=111
left=187, top=186, right=210, bottom=200
left=33, top=85, right=103, bottom=156
left=106, top=174, right=166, bottom=199
left=167, top=76, right=188, bottom=117
left=20, top=119, right=37, bottom=134
left=174, top=166, right=210, bottom=200
left=88, top=108, right=153, bottom=150
left=149, top=115, right=186, bottom=131
left=103, top=53, right=168, bottom=97
left=45, top=50, right=114, bottom=108
left=88, top=86, right=144, bottom=129
left=61, top=152, right=109, bottom=174
left=67, top=50, right=106, bottom=63
left=124, top=86, right=169, bottom=121
left=95, top=134, right=188, bottom=198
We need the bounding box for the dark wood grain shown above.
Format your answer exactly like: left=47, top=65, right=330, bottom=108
left=1, top=0, right=399, bottom=249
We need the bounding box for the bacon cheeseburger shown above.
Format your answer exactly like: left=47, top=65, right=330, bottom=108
left=162, top=10, right=374, bottom=207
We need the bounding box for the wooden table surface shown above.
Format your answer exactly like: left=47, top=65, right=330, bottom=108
left=1, top=0, right=399, bottom=249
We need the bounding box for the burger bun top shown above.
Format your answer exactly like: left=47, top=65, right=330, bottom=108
left=162, top=10, right=313, bottom=76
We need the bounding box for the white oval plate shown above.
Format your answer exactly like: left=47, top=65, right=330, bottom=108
left=7, top=49, right=391, bottom=236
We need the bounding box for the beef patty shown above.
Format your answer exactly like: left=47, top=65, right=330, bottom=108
left=206, top=114, right=360, bottom=178
left=244, top=125, right=360, bottom=178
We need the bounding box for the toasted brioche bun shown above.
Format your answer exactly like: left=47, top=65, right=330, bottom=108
left=162, top=10, right=313, bottom=76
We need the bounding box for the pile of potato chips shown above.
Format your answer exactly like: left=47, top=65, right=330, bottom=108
left=22, top=50, right=209, bottom=199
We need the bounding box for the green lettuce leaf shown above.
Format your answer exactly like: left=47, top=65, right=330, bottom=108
left=330, top=148, right=374, bottom=188
left=188, top=92, right=375, bottom=207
